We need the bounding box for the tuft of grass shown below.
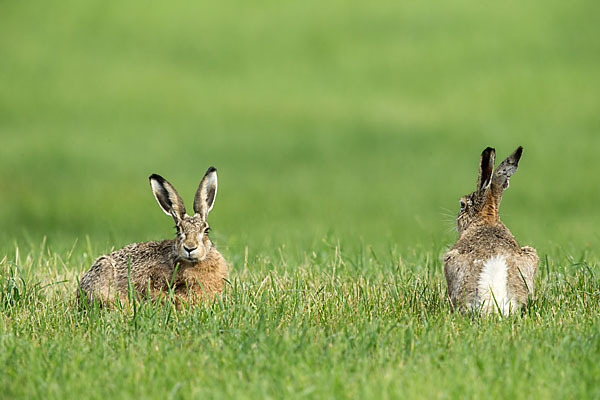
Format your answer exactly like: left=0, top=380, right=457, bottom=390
left=0, top=260, right=29, bottom=310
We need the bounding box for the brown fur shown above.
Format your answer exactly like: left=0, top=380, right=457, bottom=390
left=443, top=146, right=538, bottom=313
left=78, top=240, right=228, bottom=305
left=77, top=168, right=228, bottom=306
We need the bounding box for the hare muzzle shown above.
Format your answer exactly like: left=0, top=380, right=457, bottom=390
left=179, top=239, right=208, bottom=262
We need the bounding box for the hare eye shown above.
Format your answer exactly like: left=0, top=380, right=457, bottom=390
left=459, top=200, right=466, bottom=210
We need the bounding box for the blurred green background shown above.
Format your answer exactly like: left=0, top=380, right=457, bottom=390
left=1, top=0, right=599, bottom=262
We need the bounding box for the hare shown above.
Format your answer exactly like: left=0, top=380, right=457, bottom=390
left=443, top=146, right=538, bottom=315
left=78, top=167, right=228, bottom=306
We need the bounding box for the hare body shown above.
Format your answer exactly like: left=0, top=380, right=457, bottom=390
left=79, top=240, right=227, bottom=304
left=78, top=167, right=228, bottom=305
left=443, top=147, right=538, bottom=314
left=444, top=221, right=538, bottom=314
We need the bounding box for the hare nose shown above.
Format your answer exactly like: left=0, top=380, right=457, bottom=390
left=183, top=245, right=197, bottom=253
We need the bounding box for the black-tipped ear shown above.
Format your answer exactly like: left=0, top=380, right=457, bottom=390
left=193, top=167, right=218, bottom=219
left=492, top=146, right=523, bottom=192
left=477, top=147, right=496, bottom=191
left=149, top=174, right=186, bottom=221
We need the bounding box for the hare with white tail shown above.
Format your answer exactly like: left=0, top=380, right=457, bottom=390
left=443, top=146, right=538, bottom=315
left=78, top=167, right=228, bottom=306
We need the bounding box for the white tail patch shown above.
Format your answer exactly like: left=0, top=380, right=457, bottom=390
left=477, top=255, right=516, bottom=315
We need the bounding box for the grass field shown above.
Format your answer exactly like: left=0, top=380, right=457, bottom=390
left=1, top=0, right=600, bottom=398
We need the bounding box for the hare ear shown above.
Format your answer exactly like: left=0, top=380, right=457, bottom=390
left=149, top=174, right=186, bottom=221
left=477, top=147, right=496, bottom=191
left=492, top=146, right=523, bottom=192
left=193, top=167, right=218, bottom=219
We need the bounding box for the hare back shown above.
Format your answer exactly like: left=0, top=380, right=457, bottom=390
left=444, top=223, right=538, bottom=313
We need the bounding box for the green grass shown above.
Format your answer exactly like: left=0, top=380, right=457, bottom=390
left=1, top=244, right=599, bottom=398
left=1, top=0, right=600, bottom=398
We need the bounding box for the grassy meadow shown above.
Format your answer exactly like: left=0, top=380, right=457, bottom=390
left=1, top=0, right=600, bottom=398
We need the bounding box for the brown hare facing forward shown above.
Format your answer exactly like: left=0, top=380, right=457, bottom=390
left=78, top=167, right=228, bottom=306
left=443, top=146, right=538, bottom=315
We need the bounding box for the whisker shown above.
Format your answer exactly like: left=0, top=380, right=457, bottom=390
left=437, top=207, right=458, bottom=234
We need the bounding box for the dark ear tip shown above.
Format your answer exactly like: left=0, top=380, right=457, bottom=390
left=515, top=146, right=523, bottom=156
left=509, top=146, right=524, bottom=163
left=206, top=166, right=217, bottom=174
left=149, top=173, right=165, bottom=183
left=483, top=146, right=496, bottom=154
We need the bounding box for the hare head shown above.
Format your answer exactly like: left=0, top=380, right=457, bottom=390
left=149, top=167, right=218, bottom=262
left=456, top=146, right=523, bottom=233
